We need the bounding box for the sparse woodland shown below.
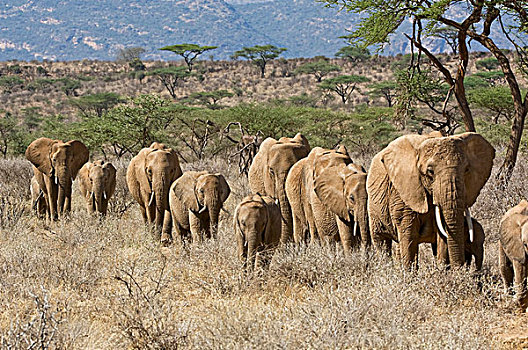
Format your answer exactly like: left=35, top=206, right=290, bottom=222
left=1, top=52, right=528, bottom=348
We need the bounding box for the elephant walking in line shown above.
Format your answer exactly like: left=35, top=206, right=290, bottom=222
left=286, top=146, right=370, bottom=255
left=169, top=171, right=230, bottom=244
left=25, top=137, right=89, bottom=221
left=498, top=200, right=528, bottom=310
left=248, top=133, right=310, bottom=243
left=367, top=132, right=495, bottom=269
left=234, top=194, right=281, bottom=272
left=78, top=160, right=117, bottom=216
left=127, top=142, right=182, bottom=240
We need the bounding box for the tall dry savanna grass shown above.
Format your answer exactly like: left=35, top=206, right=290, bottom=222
left=1, top=154, right=528, bottom=349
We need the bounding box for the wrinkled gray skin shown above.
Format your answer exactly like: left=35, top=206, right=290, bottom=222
left=367, top=132, right=494, bottom=269
left=235, top=194, right=281, bottom=272
left=498, top=200, right=528, bottom=311
left=248, top=133, right=310, bottom=243
left=169, top=171, right=230, bottom=244
left=78, top=160, right=117, bottom=215
left=26, top=137, right=89, bottom=221
left=127, top=142, right=182, bottom=240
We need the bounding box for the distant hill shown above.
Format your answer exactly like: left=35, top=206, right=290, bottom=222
left=0, top=0, right=512, bottom=61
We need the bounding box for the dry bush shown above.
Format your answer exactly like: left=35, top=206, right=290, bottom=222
left=0, top=153, right=527, bottom=348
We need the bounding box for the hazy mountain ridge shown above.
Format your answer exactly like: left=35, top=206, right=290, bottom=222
left=0, top=0, right=513, bottom=61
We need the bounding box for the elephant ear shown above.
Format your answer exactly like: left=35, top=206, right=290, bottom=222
left=168, top=148, right=183, bottom=180
left=66, top=140, right=89, bottom=179
left=172, top=172, right=202, bottom=212
left=25, top=137, right=55, bottom=176
left=291, top=133, right=310, bottom=149
left=381, top=135, right=429, bottom=214
left=216, top=174, right=231, bottom=203
left=314, top=164, right=348, bottom=219
left=456, top=133, right=495, bottom=207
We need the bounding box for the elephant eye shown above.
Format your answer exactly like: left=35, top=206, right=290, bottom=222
left=200, top=188, right=204, bottom=194
left=349, top=194, right=355, bottom=201
left=427, top=166, right=434, bottom=177
left=269, top=168, right=275, bottom=176
left=146, top=168, right=152, bottom=175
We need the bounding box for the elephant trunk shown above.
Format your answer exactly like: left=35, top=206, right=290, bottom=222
left=277, top=183, right=293, bottom=244
left=246, top=231, right=259, bottom=272
left=93, top=179, right=105, bottom=214
left=437, top=175, right=466, bottom=268
left=207, top=191, right=221, bottom=239
left=56, top=168, right=72, bottom=215
left=355, top=195, right=370, bottom=248
left=154, top=173, right=170, bottom=232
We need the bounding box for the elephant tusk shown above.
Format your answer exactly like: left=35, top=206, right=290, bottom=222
left=103, top=191, right=107, bottom=200
left=466, top=208, right=474, bottom=243
left=54, top=176, right=58, bottom=185
left=435, top=205, right=448, bottom=239
left=90, top=191, right=94, bottom=199
left=353, top=220, right=358, bottom=237
left=148, top=191, right=155, bottom=206
left=199, top=205, right=207, bottom=214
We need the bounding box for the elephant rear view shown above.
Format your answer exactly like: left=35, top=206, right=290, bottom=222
left=26, top=137, right=89, bottom=220
left=234, top=194, right=281, bottom=272
left=498, top=200, right=528, bottom=311
left=169, top=171, right=230, bottom=243
left=127, top=142, right=182, bottom=240
left=248, top=133, right=310, bottom=243
left=78, top=160, right=117, bottom=216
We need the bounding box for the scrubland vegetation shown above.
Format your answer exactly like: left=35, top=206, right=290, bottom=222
left=0, top=50, right=527, bottom=348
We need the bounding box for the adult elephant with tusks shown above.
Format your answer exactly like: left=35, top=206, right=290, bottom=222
left=367, top=132, right=495, bottom=269
left=248, top=133, right=311, bottom=243
left=25, top=137, right=89, bottom=221
left=127, top=142, right=182, bottom=240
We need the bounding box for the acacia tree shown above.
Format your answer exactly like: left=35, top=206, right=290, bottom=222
left=160, top=44, right=217, bottom=72
left=232, top=45, right=287, bottom=78
left=147, top=66, right=192, bottom=99
left=321, top=0, right=528, bottom=183
left=319, top=75, right=370, bottom=104
left=294, top=60, right=341, bottom=82
left=335, top=46, right=371, bottom=62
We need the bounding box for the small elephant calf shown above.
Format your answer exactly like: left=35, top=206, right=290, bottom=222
left=78, top=160, right=117, bottom=215
left=30, top=175, right=47, bottom=218
left=234, top=194, right=281, bottom=271
left=498, top=200, right=528, bottom=311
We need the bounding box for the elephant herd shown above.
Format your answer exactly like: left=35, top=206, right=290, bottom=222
left=22, top=132, right=528, bottom=310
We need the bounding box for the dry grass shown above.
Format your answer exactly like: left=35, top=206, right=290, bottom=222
left=1, top=154, right=528, bottom=349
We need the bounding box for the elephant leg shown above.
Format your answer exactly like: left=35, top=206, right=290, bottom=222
left=64, top=193, right=72, bottom=213
left=436, top=235, right=449, bottom=267
left=146, top=201, right=156, bottom=224
left=139, top=205, right=148, bottom=223
left=101, top=199, right=109, bottom=216
left=45, top=176, right=58, bottom=221
left=374, top=237, right=392, bottom=257
left=160, top=210, right=173, bottom=245
left=189, top=212, right=203, bottom=243
left=499, top=243, right=514, bottom=293
left=292, top=213, right=305, bottom=244
left=336, top=217, right=353, bottom=257
left=397, top=218, right=420, bottom=269
left=512, top=260, right=528, bottom=310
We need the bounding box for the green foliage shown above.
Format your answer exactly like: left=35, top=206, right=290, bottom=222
left=160, top=44, right=217, bottom=72
left=56, top=78, right=82, bottom=96
left=69, top=92, right=125, bottom=117
left=231, top=45, right=287, bottom=78
left=185, top=90, right=234, bottom=109
left=468, top=86, right=515, bottom=123
left=147, top=66, right=193, bottom=99
left=318, top=75, right=370, bottom=104
left=293, top=60, right=341, bottom=82
left=0, top=76, right=24, bottom=93
left=335, top=46, right=371, bottom=62
left=476, top=57, right=499, bottom=71
left=368, top=81, right=398, bottom=107
left=25, top=78, right=56, bottom=92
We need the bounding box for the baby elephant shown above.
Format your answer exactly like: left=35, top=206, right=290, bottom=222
left=78, top=160, right=117, bottom=215
left=169, top=171, right=230, bottom=244
left=30, top=175, right=47, bottom=218
left=499, top=199, right=528, bottom=310
left=234, top=194, right=281, bottom=271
